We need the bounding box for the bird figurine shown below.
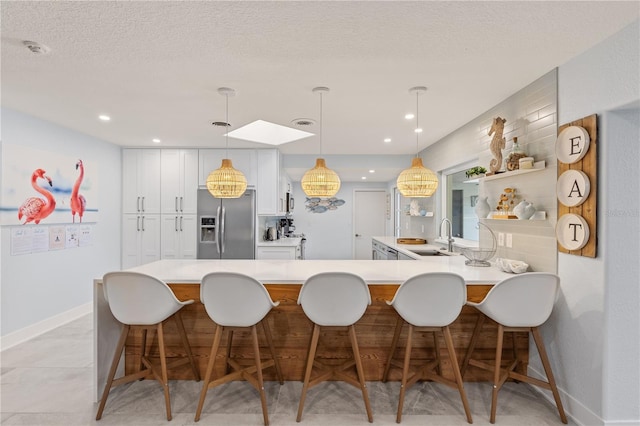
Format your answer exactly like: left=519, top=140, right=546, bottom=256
left=18, top=168, right=57, bottom=224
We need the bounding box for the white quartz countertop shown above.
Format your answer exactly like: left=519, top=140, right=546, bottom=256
left=256, top=237, right=302, bottom=247
left=119, top=258, right=513, bottom=285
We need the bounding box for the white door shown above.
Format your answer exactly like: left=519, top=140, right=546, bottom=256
left=353, top=189, right=387, bottom=259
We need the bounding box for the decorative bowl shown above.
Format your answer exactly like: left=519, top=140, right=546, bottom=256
left=461, top=222, right=497, bottom=267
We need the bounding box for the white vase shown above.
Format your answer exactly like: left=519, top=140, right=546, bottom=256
left=514, top=200, right=536, bottom=220
left=475, top=196, right=491, bottom=219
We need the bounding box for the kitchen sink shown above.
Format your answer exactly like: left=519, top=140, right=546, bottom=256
left=409, top=249, right=457, bottom=257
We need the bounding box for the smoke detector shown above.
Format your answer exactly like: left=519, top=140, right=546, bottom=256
left=23, top=40, right=50, bottom=54
left=291, top=118, right=316, bottom=127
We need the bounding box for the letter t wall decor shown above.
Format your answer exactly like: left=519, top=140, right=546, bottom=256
left=555, top=114, right=597, bottom=257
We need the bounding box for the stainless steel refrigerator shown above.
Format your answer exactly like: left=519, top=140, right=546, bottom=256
left=197, top=188, right=255, bottom=259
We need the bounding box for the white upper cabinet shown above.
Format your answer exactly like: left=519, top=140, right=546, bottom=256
left=198, top=149, right=257, bottom=188
left=161, top=149, right=199, bottom=214
left=257, top=149, right=291, bottom=216
left=123, top=149, right=161, bottom=214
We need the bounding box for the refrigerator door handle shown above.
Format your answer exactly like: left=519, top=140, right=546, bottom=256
left=220, top=206, right=226, bottom=254
left=215, top=205, right=222, bottom=254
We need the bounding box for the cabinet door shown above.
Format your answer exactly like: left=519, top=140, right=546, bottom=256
left=180, top=150, right=199, bottom=214
left=160, top=214, right=181, bottom=259
left=123, top=149, right=161, bottom=214
left=179, top=214, right=198, bottom=259
left=138, top=150, right=161, bottom=214
left=122, top=214, right=141, bottom=268
left=257, top=149, right=278, bottom=215
left=139, top=214, right=161, bottom=265
left=161, top=150, right=182, bottom=214
left=122, top=151, right=140, bottom=214
left=199, top=149, right=225, bottom=186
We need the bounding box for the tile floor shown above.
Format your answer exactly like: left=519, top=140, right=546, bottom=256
left=1, top=314, right=573, bottom=425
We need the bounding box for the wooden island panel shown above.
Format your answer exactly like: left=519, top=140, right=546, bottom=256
left=123, top=283, right=528, bottom=382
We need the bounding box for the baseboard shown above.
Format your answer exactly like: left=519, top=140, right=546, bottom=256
left=0, top=302, right=92, bottom=351
left=528, top=364, right=603, bottom=426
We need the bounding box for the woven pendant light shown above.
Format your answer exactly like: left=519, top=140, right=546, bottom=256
left=397, top=86, right=438, bottom=197
left=206, top=88, right=247, bottom=199
left=301, top=87, right=341, bottom=198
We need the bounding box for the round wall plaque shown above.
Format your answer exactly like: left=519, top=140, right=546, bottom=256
left=556, top=126, right=590, bottom=164
left=557, top=169, right=591, bottom=207
left=556, top=213, right=590, bottom=251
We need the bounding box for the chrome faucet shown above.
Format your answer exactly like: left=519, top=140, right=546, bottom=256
left=439, top=218, right=454, bottom=252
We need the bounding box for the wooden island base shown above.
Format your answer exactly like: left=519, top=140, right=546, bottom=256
left=123, top=283, right=529, bottom=383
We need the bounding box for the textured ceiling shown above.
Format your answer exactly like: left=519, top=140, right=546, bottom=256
left=2, top=1, right=638, bottom=181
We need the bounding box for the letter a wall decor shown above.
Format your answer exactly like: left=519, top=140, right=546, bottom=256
left=556, top=114, right=597, bottom=257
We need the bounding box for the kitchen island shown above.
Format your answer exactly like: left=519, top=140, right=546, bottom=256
left=93, top=258, right=519, bottom=400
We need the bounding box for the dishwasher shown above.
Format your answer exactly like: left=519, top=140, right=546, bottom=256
left=386, top=247, right=398, bottom=260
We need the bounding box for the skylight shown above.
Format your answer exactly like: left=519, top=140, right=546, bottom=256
left=226, top=120, right=314, bottom=146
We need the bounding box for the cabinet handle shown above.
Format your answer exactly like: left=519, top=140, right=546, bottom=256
left=141, top=197, right=145, bottom=212
left=180, top=197, right=183, bottom=212
left=137, top=197, right=141, bottom=212
left=141, top=216, right=145, bottom=231
left=175, top=197, right=178, bottom=212
left=137, top=216, right=141, bottom=231
left=180, top=216, right=183, bottom=231
left=355, top=234, right=362, bottom=237
left=175, top=216, right=178, bottom=232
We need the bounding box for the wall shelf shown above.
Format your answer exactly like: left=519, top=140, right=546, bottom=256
left=481, top=211, right=547, bottom=221
left=481, top=161, right=546, bottom=182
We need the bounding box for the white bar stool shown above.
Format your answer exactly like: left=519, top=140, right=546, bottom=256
left=296, top=272, right=373, bottom=423
left=382, top=272, right=473, bottom=424
left=195, top=272, right=284, bottom=425
left=460, top=272, right=568, bottom=424
left=96, top=271, right=200, bottom=421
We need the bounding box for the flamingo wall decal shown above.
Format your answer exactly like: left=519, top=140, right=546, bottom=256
left=18, top=168, right=57, bottom=224
left=71, top=159, right=86, bottom=223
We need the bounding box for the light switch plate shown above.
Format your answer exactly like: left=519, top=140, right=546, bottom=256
left=506, top=233, right=513, bottom=248
left=498, top=232, right=505, bottom=246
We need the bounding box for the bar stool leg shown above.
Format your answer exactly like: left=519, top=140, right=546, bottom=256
left=261, top=319, right=284, bottom=384
left=139, top=328, right=148, bottom=374
left=173, top=311, right=201, bottom=381
left=297, top=323, right=321, bottom=422
left=461, top=313, right=485, bottom=378
left=383, top=317, right=404, bottom=382
left=531, top=327, right=568, bottom=424
left=490, top=324, right=505, bottom=424
left=156, top=322, right=172, bottom=421
left=195, top=324, right=223, bottom=422
left=224, top=330, right=234, bottom=375
left=433, top=330, right=442, bottom=376
left=349, top=324, right=373, bottom=423
left=96, top=324, right=130, bottom=420
left=396, top=324, right=413, bottom=423
left=251, top=325, right=270, bottom=426
left=442, top=326, right=473, bottom=424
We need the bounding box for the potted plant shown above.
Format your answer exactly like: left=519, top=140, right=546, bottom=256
left=465, top=166, right=487, bottom=179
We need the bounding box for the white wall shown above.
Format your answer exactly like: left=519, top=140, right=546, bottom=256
left=552, top=19, right=639, bottom=426
left=291, top=181, right=387, bottom=259
left=0, top=109, right=121, bottom=347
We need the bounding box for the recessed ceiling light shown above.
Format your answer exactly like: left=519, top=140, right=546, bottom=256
left=383, top=138, right=391, bottom=143
left=369, top=170, right=375, bottom=173
left=226, top=119, right=314, bottom=145
left=405, top=113, right=415, bottom=120
left=98, top=115, right=111, bottom=121
left=414, top=128, right=423, bottom=133
left=152, top=138, right=161, bottom=143
left=361, top=176, right=367, bottom=180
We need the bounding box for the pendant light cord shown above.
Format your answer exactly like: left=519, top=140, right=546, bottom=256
left=319, top=91, right=323, bottom=157
left=225, top=93, right=229, bottom=158
left=415, top=90, right=419, bottom=158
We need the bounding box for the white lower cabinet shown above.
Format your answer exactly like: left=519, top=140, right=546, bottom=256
left=122, top=214, right=161, bottom=269
left=161, top=214, right=197, bottom=259
left=256, top=246, right=298, bottom=260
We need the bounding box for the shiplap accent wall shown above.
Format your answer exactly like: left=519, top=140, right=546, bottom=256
left=422, top=69, right=558, bottom=272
